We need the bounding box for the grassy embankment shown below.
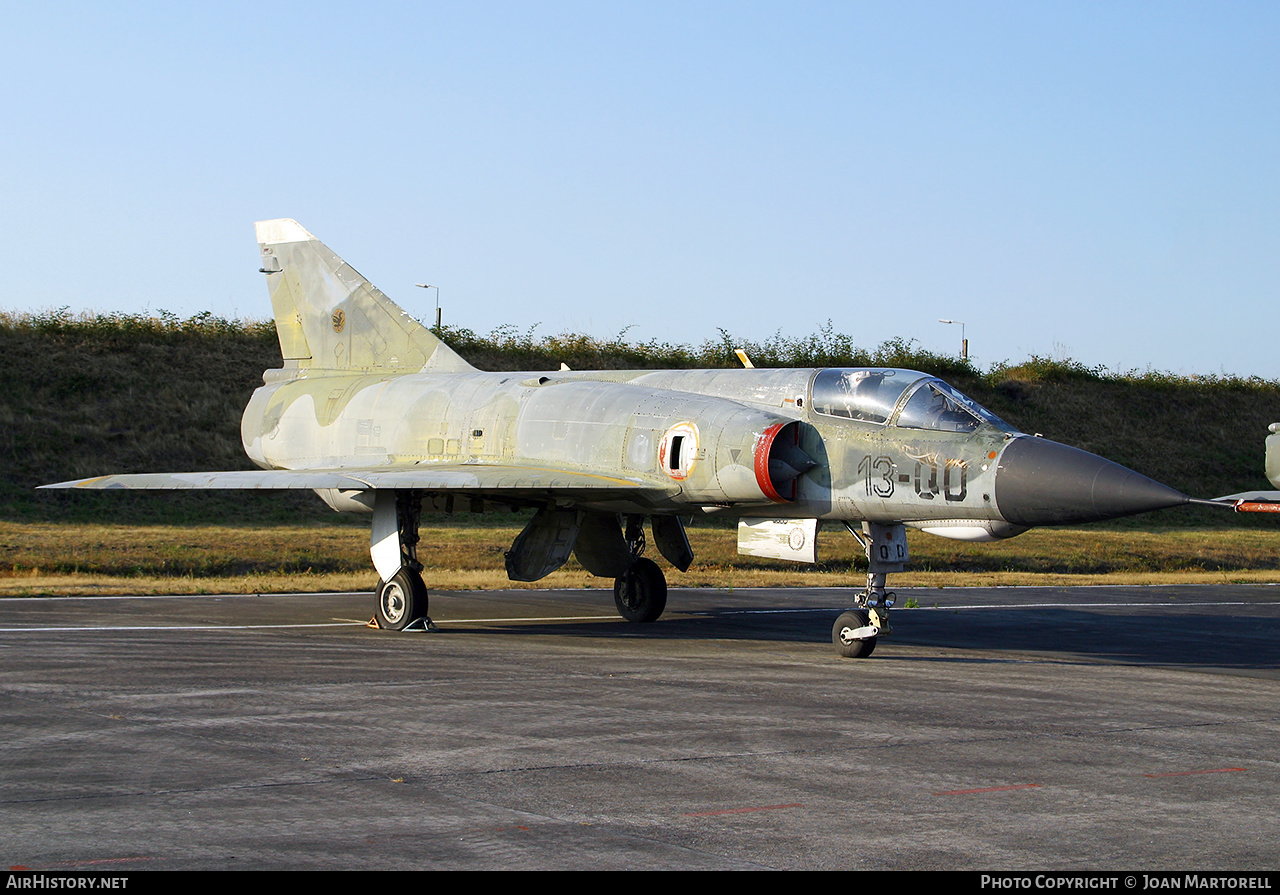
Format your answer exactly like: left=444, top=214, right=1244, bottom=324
left=4, top=522, right=1280, bottom=597
left=2, top=310, right=1278, bottom=595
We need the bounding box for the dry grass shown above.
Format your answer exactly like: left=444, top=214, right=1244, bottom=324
left=3, top=521, right=1277, bottom=597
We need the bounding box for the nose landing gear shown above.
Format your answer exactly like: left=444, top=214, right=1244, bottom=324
left=834, top=522, right=907, bottom=658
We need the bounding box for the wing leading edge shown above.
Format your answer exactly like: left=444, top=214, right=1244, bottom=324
left=40, top=464, right=681, bottom=501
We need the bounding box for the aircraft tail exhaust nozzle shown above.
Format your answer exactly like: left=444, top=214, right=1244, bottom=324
left=994, top=436, right=1188, bottom=527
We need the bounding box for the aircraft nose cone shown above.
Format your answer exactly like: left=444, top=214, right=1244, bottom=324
left=994, top=436, right=1188, bottom=526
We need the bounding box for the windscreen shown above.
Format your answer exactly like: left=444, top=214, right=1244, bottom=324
left=894, top=380, right=1013, bottom=433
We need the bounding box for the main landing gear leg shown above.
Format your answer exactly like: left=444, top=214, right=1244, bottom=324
left=833, top=522, right=908, bottom=658
left=613, top=515, right=667, bottom=623
left=370, top=490, right=434, bottom=632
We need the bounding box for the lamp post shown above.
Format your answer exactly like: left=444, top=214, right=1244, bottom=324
left=416, top=284, right=441, bottom=330
left=938, top=318, right=967, bottom=361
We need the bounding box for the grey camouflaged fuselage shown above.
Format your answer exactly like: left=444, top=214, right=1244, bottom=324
left=241, top=364, right=1016, bottom=526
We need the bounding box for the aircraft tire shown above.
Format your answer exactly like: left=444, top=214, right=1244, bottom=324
left=832, top=610, right=877, bottom=658
left=375, top=568, right=428, bottom=631
left=613, top=557, right=667, bottom=623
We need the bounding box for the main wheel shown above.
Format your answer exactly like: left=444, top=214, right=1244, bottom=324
left=832, top=609, right=877, bottom=658
left=613, top=557, right=667, bottom=622
left=375, top=568, right=428, bottom=631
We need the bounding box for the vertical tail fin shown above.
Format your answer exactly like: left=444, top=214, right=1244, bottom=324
left=255, top=219, right=474, bottom=373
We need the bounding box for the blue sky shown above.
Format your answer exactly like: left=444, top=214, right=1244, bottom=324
left=3, top=1, right=1277, bottom=377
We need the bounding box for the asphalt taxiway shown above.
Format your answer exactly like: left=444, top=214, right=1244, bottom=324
left=3, top=584, right=1280, bottom=870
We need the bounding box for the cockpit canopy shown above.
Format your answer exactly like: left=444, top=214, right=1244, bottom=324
left=809, top=368, right=1014, bottom=433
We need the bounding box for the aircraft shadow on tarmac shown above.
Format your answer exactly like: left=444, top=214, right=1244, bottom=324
left=423, top=603, right=1280, bottom=671
left=897, top=606, right=1280, bottom=670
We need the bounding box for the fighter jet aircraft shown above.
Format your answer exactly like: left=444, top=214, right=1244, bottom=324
left=43, top=219, right=1194, bottom=657
left=1209, top=423, right=1280, bottom=516
left=1267, top=424, right=1279, bottom=489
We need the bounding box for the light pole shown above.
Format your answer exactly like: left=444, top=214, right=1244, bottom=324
left=938, top=318, right=967, bottom=361
left=416, top=284, right=441, bottom=330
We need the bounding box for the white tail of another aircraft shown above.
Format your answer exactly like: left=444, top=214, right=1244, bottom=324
left=254, top=218, right=474, bottom=374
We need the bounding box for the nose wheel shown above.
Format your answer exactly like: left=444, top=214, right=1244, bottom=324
left=832, top=608, right=884, bottom=658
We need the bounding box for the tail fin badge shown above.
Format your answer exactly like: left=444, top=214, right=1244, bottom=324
left=332, top=309, right=346, bottom=333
